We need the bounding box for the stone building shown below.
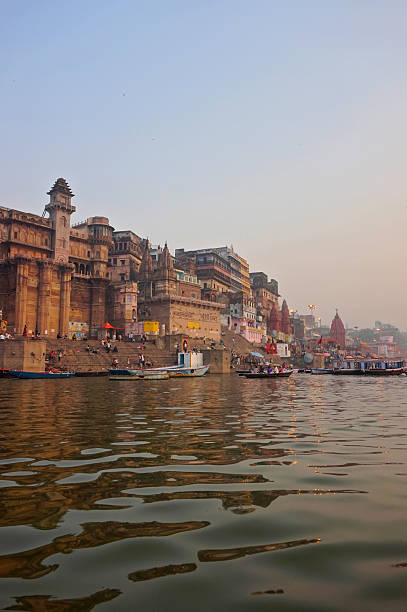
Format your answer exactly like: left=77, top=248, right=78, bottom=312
left=174, top=246, right=250, bottom=301
left=330, top=310, right=346, bottom=347
left=0, top=178, right=113, bottom=338
left=109, top=230, right=143, bottom=283
left=137, top=241, right=222, bottom=340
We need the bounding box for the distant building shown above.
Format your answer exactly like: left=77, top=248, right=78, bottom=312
left=175, top=246, right=250, bottom=300
left=330, top=311, right=346, bottom=347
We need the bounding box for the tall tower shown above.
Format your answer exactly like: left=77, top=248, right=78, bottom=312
left=45, top=178, right=76, bottom=263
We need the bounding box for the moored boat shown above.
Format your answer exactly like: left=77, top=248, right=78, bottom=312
left=311, top=368, right=334, bottom=375
left=242, top=370, right=293, bottom=379
left=333, top=359, right=404, bottom=376
left=9, top=370, right=75, bottom=379
left=109, top=352, right=210, bottom=378
left=168, top=365, right=209, bottom=377
left=109, top=372, right=169, bottom=381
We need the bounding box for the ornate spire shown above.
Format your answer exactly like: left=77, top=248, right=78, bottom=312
left=47, top=178, right=74, bottom=197
left=159, top=242, right=174, bottom=270
left=330, top=311, right=345, bottom=347
left=139, top=239, right=153, bottom=276
left=280, top=299, right=291, bottom=334
left=269, top=301, right=280, bottom=333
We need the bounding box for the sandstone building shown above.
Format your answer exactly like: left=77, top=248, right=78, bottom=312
left=0, top=178, right=222, bottom=340
left=0, top=178, right=113, bottom=338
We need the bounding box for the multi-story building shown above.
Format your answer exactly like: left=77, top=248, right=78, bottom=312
left=137, top=242, right=222, bottom=339
left=0, top=178, right=114, bottom=338
left=109, top=230, right=143, bottom=283
left=175, top=246, right=250, bottom=300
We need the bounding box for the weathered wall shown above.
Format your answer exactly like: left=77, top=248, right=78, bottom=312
left=202, top=348, right=231, bottom=374
left=143, top=297, right=221, bottom=341
left=0, top=339, right=46, bottom=372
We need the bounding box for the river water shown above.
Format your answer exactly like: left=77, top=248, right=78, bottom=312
left=0, top=374, right=407, bottom=611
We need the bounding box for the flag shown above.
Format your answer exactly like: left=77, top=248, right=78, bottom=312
left=317, top=336, right=322, bottom=345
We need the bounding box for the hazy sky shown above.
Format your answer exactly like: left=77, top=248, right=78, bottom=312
left=1, top=0, right=406, bottom=329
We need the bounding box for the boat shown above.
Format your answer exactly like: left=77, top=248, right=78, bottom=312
left=75, top=371, right=109, bottom=377
left=241, top=370, right=293, bottom=379
left=109, top=372, right=170, bottom=381
left=311, top=368, right=334, bottom=375
left=9, top=370, right=75, bottom=379
left=333, top=359, right=404, bottom=376
left=168, top=365, right=209, bottom=377
left=110, top=352, right=210, bottom=378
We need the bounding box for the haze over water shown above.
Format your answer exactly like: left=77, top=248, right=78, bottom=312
left=1, top=375, right=407, bottom=611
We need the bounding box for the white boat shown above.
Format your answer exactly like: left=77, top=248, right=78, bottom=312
left=311, top=368, right=334, bottom=375
left=110, top=352, right=210, bottom=378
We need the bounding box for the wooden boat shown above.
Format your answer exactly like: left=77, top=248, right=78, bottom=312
left=75, top=371, right=109, bottom=377
left=362, top=367, right=404, bottom=376
left=333, top=359, right=404, bottom=376
left=111, top=363, right=210, bottom=378
left=9, top=370, right=75, bottom=379
left=242, top=370, right=293, bottom=379
left=168, top=365, right=209, bottom=377
left=311, top=368, right=334, bottom=375
left=109, top=372, right=169, bottom=381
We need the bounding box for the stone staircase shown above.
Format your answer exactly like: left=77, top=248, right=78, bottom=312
left=45, top=339, right=178, bottom=373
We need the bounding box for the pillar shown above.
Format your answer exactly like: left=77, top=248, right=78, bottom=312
left=90, top=279, right=108, bottom=337
left=14, top=257, right=30, bottom=334
left=59, top=264, right=73, bottom=336
left=37, top=261, right=53, bottom=335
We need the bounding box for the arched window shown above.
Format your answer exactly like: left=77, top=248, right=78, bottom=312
left=62, top=216, right=66, bottom=227
left=79, top=264, right=85, bottom=275
left=74, top=262, right=79, bottom=273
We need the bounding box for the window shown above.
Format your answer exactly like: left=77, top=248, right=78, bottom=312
left=87, top=251, right=90, bottom=257
left=113, top=258, right=117, bottom=265
left=96, top=251, right=100, bottom=259
left=191, top=293, right=196, bottom=298
left=120, top=259, right=125, bottom=265
left=14, top=232, right=17, bottom=239
left=45, top=238, right=48, bottom=246
left=120, top=273, right=125, bottom=281
left=62, top=216, right=66, bottom=227
left=108, top=258, right=111, bottom=263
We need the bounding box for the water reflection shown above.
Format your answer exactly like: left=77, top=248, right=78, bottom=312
left=4, top=588, right=121, bottom=611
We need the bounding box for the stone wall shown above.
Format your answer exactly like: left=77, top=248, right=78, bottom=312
left=0, top=339, right=46, bottom=372
left=141, top=296, right=222, bottom=341
left=202, top=348, right=231, bottom=374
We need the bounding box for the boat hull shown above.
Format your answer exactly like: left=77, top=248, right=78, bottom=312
left=111, top=365, right=210, bottom=377
left=9, top=370, right=75, bottom=379
left=169, top=365, right=209, bottom=377
left=110, top=373, right=169, bottom=380
left=333, top=368, right=403, bottom=376
left=242, top=371, right=293, bottom=379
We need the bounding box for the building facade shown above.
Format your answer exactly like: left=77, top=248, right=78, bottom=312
left=0, top=178, right=113, bottom=338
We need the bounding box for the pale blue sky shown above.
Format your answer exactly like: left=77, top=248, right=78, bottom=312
left=1, top=0, right=406, bottom=328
